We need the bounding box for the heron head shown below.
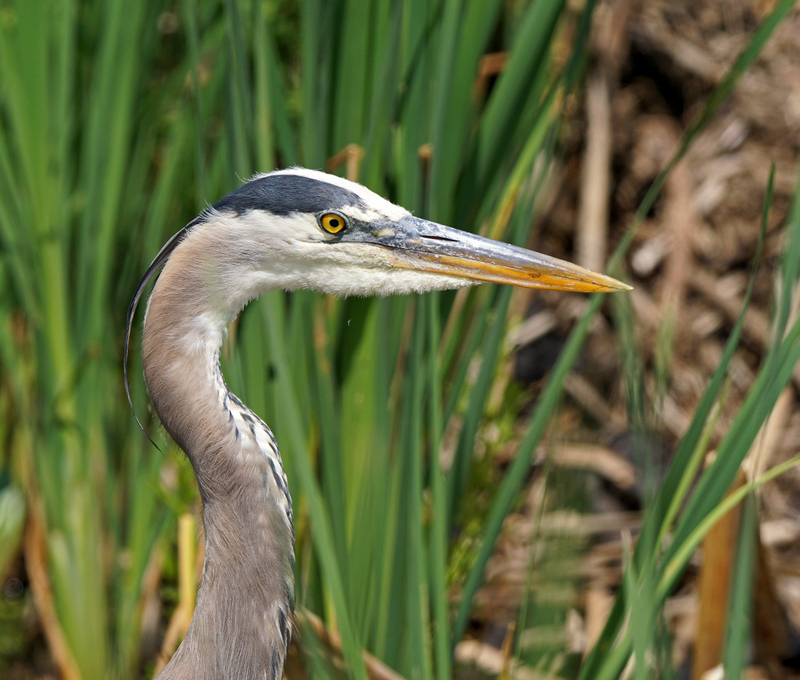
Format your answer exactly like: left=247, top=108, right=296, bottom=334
left=179, top=168, right=629, bottom=303
left=126, top=168, right=630, bottom=444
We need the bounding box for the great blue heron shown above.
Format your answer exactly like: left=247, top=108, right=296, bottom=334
left=125, top=168, right=628, bottom=680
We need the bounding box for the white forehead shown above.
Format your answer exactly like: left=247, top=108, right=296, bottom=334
left=252, top=167, right=410, bottom=222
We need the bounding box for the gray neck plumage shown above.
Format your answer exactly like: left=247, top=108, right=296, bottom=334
left=142, top=229, right=294, bottom=680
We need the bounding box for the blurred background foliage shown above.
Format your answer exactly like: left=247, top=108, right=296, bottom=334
left=0, top=0, right=798, bottom=679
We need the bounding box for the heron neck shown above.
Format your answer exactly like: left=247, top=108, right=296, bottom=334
left=142, top=245, right=294, bottom=680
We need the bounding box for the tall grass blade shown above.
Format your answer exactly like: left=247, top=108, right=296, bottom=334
left=721, top=494, right=757, bottom=680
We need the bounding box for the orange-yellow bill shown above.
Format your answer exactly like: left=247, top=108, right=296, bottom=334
left=358, top=216, right=630, bottom=293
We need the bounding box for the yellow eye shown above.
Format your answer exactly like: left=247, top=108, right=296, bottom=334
left=319, top=212, right=348, bottom=234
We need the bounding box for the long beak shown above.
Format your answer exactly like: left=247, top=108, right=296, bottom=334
left=355, top=217, right=630, bottom=293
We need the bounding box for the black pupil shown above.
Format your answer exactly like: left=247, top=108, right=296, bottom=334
left=329, top=218, right=340, bottom=229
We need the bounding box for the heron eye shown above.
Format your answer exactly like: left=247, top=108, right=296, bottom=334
left=319, top=212, right=348, bottom=234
